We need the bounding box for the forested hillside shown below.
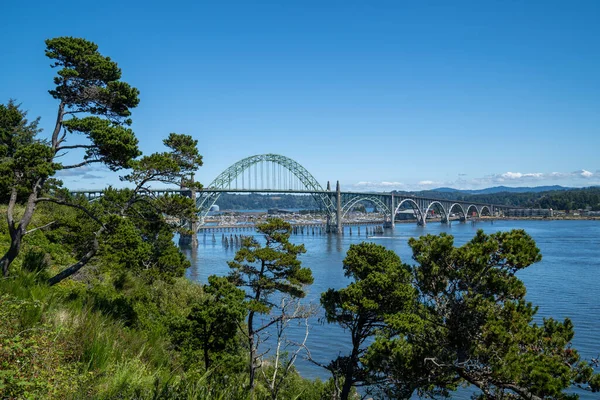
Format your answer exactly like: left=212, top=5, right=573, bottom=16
left=214, top=193, right=320, bottom=210
left=402, top=187, right=600, bottom=210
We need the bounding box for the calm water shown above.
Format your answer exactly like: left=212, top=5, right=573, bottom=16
left=182, top=220, right=600, bottom=398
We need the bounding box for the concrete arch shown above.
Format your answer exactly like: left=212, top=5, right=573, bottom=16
left=394, top=198, right=424, bottom=223
left=424, top=201, right=447, bottom=222
left=480, top=205, right=492, bottom=216
left=341, top=196, right=391, bottom=220
left=448, top=203, right=466, bottom=217
left=465, top=204, right=480, bottom=218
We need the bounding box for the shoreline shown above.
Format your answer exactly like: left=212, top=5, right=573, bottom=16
left=492, top=216, right=600, bottom=221
left=199, top=215, right=600, bottom=230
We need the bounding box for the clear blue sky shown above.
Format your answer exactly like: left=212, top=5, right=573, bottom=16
left=2, top=0, right=599, bottom=191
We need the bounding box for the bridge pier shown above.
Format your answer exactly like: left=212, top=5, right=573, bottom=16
left=325, top=181, right=335, bottom=233
left=384, top=192, right=395, bottom=229
left=336, top=181, right=342, bottom=234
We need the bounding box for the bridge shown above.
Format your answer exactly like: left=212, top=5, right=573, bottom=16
left=71, top=154, right=513, bottom=238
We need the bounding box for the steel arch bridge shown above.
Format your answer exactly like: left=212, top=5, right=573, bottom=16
left=70, top=153, right=513, bottom=232
left=196, top=154, right=336, bottom=224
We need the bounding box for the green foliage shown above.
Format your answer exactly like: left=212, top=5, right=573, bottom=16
left=44, top=36, right=141, bottom=169
left=123, top=133, right=203, bottom=191
left=257, top=362, right=331, bottom=400
left=0, top=203, right=80, bottom=271
left=0, top=265, right=327, bottom=400
left=45, top=36, right=139, bottom=121
left=4, top=198, right=598, bottom=399
left=1, top=36, right=144, bottom=278
left=229, top=218, right=313, bottom=310
left=321, top=242, right=417, bottom=399
left=215, top=193, right=319, bottom=211
left=382, top=229, right=599, bottom=399
left=322, top=232, right=600, bottom=399
left=412, top=187, right=600, bottom=211
left=0, top=100, right=40, bottom=156
left=100, top=215, right=152, bottom=270
left=22, top=248, right=51, bottom=280
left=163, top=132, right=204, bottom=188
left=61, top=116, right=140, bottom=170
left=228, top=218, right=314, bottom=390
left=0, top=265, right=207, bottom=399
left=0, top=101, right=46, bottom=201
left=94, top=194, right=191, bottom=282
left=0, top=294, right=84, bottom=399
left=172, top=275, right=246, bottom=370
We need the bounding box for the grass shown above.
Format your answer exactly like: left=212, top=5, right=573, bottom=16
left=0, top=272, right=182, bottom=399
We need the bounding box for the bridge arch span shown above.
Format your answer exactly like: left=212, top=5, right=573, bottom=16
left=424, top=201, right=447, bottom=222
left=196, top=154, right=336, bottom=221
left=341, top=196, right=391, bottom=220
left=394, top=198, right=424, bottom=223
left=480, top=205, right=492, bottom=216
left=465, top=204, right=480, bottom=219
left=448, top=203, right=466, bottom=218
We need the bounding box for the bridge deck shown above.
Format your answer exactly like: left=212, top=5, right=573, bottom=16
left=69, top=188, right=513, bottom=209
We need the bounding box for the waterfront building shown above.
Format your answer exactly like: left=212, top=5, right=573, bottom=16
left=506, top=208, right=553, bottom=217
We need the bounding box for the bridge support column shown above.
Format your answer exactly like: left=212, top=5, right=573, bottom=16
left=336, top=181, right=342, bottom=234
left=326, top=216, right=336, bottom=233
left=417, top=208, right=426, bottom=226
left=325, top=181, right=334, bottom=233
left=384, top=193, right=395, bottom=229
left=441, top=212, right=449, bottom=224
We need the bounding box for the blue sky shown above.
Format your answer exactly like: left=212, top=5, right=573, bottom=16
left=2, top=0, right=599, bottom=191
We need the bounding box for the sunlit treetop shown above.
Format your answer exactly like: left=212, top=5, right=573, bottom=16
left=45, top=36, right=140, bottom=124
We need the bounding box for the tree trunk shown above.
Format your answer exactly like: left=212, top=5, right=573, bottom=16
left=340, top=358, right=355, bottom=400
left=332, top=374, right=342, bottom=400
left=340, top=333, right=360, bottom=400
left=1, top=185, right=40, bottom=276
left=247, top=265, right=265, bottom=396
left=1, top=102, right=64, bottom=277
left=1, top=232, right=21, bottom=277
left=2, top=188, right=20, bottom=276
left=47, top=227, right=103, bottom=286
left=248, top=310, right=256, bottom=397
left=51, top=102, right=64, bottom=150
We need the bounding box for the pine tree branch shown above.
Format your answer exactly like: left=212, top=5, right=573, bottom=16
left=60, top=159, right=102, bottom=170
left=25, top=221, right=56, bottom=235
left=56, top=144, right=95, bottom=151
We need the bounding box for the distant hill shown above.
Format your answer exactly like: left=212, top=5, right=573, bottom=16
left=427, top=187, right=460, bottom=193
left=406, top=186, right=600, bottom=211
left=428, top=185, right=572, bottom=195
